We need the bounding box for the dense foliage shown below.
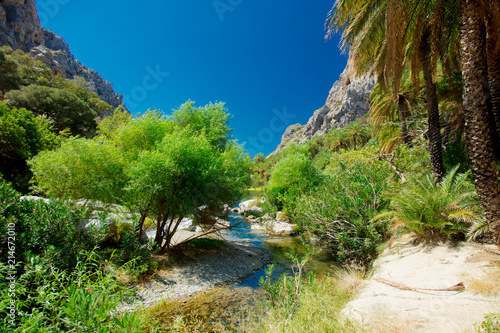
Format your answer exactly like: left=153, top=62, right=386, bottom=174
left=0, top=46, right=113, bottom=192
left=0, top=103, right=61, bottom=192
left=0, top=179, right=148, bottom=332
left=29, top=104, right=251, bottom=251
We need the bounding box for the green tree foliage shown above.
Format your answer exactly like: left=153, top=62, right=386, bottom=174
left=0, top=48, right=21, bottom=94
left=6, top=84, right=98, bottom=136
left=172, top=100, right=232, bottom=150
left=344, top=121, right=371, bottom=150
left=51, top=74, right=112, bottom=115
left=95, top=106, right=132, bottom=140
left=29, top=137, right=127, bottom=202
left=293, top=150, right=393, bottom=267
left=265, top=150, right=320, bottom=213
left=324, top=128, right=350, bottom=152
left=0, top=103, right=59, bottom=192
left=29, top=106, right=251, bottom=250
left=1, top=46, right=53, bottom=87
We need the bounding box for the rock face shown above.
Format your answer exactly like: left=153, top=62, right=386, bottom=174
left=0, top=0, right=125, bottom=109
left=274, top=62, right=375, bottom=153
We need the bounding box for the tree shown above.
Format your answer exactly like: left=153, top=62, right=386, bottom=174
left=6, top=85, right=98, bottom=136
left=172, top=100, right=232, bottom=150
left=0, top=49, right=20, bottom=95
left=324, top=128, right=350, bottom=152
left=29, top=105, right=251, bottom=250
left=254, top=152, right=265, bottom=164
left=51, top=74, right=112, bottom=116
left=326, top=0, right=459, bottom=181
left=344, top=121, right=371, bottom=150
left=459, top=0, right=500, bottom=241
left=0, top=103, right=58, bottom=192
left=267, top=152, right=319, bottom=193
left=29, top=137, right=127, bottom=202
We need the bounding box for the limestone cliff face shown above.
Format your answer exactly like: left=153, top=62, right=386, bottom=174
left=274, top=63, right=375, bottom=153
left=0, top=0, right=125, bottom=109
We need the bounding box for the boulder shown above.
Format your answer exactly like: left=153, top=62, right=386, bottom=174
left=249, top=220, right=297, bottom=236
left=238, top=199, right=261, bottom=213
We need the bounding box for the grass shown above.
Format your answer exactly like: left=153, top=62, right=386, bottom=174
left=465, top=263, right=500, bottom=296
left=243, top=269, right=365, bottom=333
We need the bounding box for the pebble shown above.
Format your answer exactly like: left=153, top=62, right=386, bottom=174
left=117, top=241, right=273, bottom=312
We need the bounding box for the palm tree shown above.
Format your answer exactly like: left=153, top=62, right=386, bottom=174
left=324, top=129, right=350, bottom=152
left=459, top=0, right=500, bottom=241
left=372, top=166, right=481, bottom=240
left=326, top=0, right=455, bottom=181
left=486, top=1, right=500, bottom=157
left=370, top=70, right=426, bottom=151
left=344, top=121, right=371, bottom=150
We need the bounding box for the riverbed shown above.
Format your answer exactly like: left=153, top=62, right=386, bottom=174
left=140, top=209, right=338, bottom=331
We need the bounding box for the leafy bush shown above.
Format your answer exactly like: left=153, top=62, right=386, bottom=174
left=0, top=253, right=147, bottom=332
left=373, top=165, right=481, bottom=241
left=0, top=103, right=60, bottom=192
left=265, top=152, right=321, bottom=213
left=6, top=84, right=97, bottom=136
left=293, top=159, right=394, bottom=267
left=476, top=313, right=500, bottom=333
left=0, top=179, right=97, bottom=271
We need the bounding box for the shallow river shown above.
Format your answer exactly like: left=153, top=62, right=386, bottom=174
left=148, top=197, right=338, bottom=331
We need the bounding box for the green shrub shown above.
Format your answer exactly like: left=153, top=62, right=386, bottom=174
left=0, top=103, right=60, bottom=192
left=265, top=152, right=321, bottom=213
left=0, top=252, right=147, bottom=332
left=476, top=313, right=500, bottom=333
left=293, top=159, right=393, bottom=267
left=373, top=165, right=481, bottom=241
left=0, top=179, right=97, bottom=271
left=6, top=84, right=97, bottom=136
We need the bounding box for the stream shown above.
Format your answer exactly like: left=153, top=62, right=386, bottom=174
left=220, top=211, right=336, bottom=288
left=148, top=194, right=338, bottom=331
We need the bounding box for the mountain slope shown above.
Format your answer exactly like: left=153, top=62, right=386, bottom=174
left=274, top=62, right=375, bottom=154
left=0, top=0, right=125, bottom=109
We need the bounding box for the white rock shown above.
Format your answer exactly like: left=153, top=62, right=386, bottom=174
left=238, top=199, right=261, bottom=213
left=19, top=196, right=51, bottom=204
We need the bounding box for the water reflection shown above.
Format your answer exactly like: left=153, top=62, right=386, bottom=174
left=219, top=212, right=337, bottom=288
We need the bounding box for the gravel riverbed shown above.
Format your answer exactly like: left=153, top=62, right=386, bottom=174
left=118, top=241, right=273, bottom=312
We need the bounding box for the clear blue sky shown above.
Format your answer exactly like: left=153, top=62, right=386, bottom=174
left=40, top=0, right=347, bottom=156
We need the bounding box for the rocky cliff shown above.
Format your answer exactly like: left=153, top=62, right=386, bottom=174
left=274, top=62, right=375, bottom=153
left=0, top=0, right=125, bottom=109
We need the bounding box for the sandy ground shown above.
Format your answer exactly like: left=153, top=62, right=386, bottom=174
left=342, top=236, right=500, bottom=332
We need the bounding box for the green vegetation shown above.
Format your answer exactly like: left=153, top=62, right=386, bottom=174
left=29, top=104, right=251, bottom=251
left=0, top=46, right=113, bottom=192
left=6, top=85, right=98, bottom=136
left=1, top=0, right=499, bottom=331
left=0, top=103, right=61, bottom=192
left=0, top=179, right=150, bottom=332
left=373, top=166, right=481, bottom=241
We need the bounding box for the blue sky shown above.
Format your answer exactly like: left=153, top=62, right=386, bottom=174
left=39, top=0, right=347, bottom=156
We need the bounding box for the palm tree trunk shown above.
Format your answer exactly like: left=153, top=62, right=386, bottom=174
left=460, top=0, right=500, bottom=242
left=398, top=94, right=412, bottom=147
left=420, top=30, right=446, bottom=182
left=486, top=10, right=500, bottom=158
